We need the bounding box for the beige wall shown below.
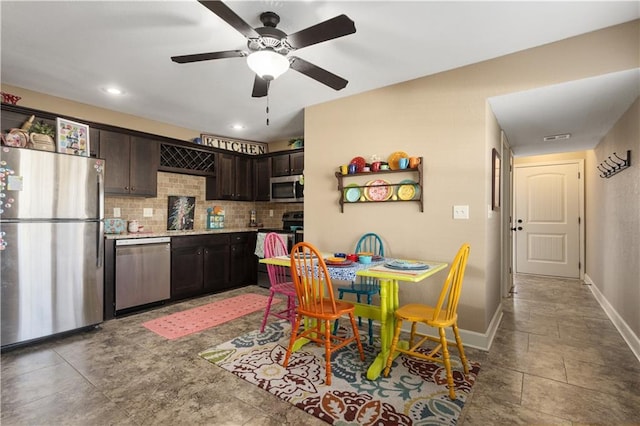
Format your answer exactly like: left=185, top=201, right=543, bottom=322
left=304, top=20, right=639, bottom=339
left=586, top=98, right=639, bottom=338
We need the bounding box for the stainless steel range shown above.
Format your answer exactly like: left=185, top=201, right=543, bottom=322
left=256, top=211, right=303, bottom=288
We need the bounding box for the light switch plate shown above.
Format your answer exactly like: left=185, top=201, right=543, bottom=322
left=453, top=205, right=469, bottom=219
left=113, top=207, right=121, bottom=218
left=143, top=208, right=153, bottom=217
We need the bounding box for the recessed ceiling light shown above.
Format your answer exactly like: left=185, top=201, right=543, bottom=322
left=543, top=133, right=571, bottom=142
left=231, top=124, right=245, bottom=130
left=102, top=87, right=125, bottom=95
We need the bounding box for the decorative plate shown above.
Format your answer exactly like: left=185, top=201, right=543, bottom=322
left=350, top=156, right=366, bottom=172
left=387, top=151, right=409, bottom=170
left=385, top=260, right=430, bottom=270
left=364, top=179, right=392, bottom=202
left=397, top=179, right=420, bottom=200
left=2, top=129, right=28, bottom=147
left=343, top=183, right=361, bottom=203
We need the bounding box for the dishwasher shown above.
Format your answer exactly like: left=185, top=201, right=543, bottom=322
left=115, top=237, right=171, bottom=312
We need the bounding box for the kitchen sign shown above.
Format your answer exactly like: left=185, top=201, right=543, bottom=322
left=199, top=134, right=267, bottom=155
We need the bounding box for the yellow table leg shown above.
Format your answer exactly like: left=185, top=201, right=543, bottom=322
left=366, top=279, right=401, bottom=380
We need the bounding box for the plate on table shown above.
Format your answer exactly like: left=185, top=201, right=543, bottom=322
left=343, top=183, right=361, bottom=203
left=397, top=179, right=420, bottom=200
left=350, top=156, right=366, bottom=172
left=364, top=179, right=392, bottom=201
left=294, top=252, right=316, bottom=259
left=387, top=151, right=409, bottom=170
left=325, top=258, right=354, bottom=267
left=384, top=260, right=430, bottom=270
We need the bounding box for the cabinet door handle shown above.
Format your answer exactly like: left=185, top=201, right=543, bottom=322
left=131, top=187, right=135, bottom=191
left=124, top=186, right=129, bottom=190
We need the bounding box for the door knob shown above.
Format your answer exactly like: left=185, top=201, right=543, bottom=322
left=517, top=219, right=523, bottom=223
left=517, top=226, right=523, bottom=230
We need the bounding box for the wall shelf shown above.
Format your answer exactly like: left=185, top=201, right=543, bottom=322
left=335, top=158, right=424, bottom=213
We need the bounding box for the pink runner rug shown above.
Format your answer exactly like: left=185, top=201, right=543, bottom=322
left=142, top=293, right=281, bottom=339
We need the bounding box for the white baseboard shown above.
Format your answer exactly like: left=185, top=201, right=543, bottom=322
left=585, top=273, right=640, bottom=363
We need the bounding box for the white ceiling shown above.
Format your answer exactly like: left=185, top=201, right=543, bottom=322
left=1, top=1, right=638, bottom=155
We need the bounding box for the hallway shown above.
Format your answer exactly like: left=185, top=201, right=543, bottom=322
left=2, top=274, right=639, bottom=424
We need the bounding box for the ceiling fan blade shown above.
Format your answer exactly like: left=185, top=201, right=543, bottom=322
left=252, top=75, right=269, bottom=98
left=286, top=15, right=356, bottom=49
left=198, top=0, right=260, bottom=39
left=289, top=56, right=348, bottom=91
left=171, top=50, right=246, bottom=64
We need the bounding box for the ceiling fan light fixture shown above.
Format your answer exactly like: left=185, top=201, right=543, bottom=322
left=247, top=49, right=289, bottom=81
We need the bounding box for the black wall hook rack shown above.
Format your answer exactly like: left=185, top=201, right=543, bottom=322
left=598, top=150, right=631, bottom=178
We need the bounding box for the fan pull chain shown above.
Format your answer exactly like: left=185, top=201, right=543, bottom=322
left=266, top=92, right=270, bottom=126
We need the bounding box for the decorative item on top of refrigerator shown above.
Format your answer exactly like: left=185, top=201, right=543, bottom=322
left=0, top=146, right=105, bottom=348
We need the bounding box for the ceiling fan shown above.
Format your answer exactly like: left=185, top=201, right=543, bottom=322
left=171, top=0, right=356, bottom=98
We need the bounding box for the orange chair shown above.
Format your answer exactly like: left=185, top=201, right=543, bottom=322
left=283, top=242, right=365, bottom=385
left=383, top=243, right=471, bottom=400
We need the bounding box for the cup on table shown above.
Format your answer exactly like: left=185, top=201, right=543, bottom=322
left=359, top=255, right=372, bottom=264
left=340, top=165, right=349, bottom=175
left=348, top=163, right=357, bottom=174
left=409, top=157, right=421, bottom=168
left=334, top=252, right=346, bottom=258
left=346, top=253, right=359, bottom=262
left=398, top=157, right=409, bottom=169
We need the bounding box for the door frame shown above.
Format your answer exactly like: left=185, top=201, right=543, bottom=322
left=500, top=132, right=514, bottom=297
left=513, top=159, right=585, bottom=280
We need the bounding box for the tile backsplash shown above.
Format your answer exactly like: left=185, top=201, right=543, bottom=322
left=105, top=172, right=302, bottom=232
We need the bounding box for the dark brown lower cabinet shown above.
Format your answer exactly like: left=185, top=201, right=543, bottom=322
left=171, top=245, right=206, bottom=299
left=229, top=233, right=257, bottom=287
left=170, top=232, right=255, bottom=301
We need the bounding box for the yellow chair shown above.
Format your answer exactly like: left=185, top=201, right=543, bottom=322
left=283, top=242, right=365, bottom=386
left=383, top=243, right=471, bottom=400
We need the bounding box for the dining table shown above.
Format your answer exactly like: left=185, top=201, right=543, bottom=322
left=259, top=253, right=448, bottom=380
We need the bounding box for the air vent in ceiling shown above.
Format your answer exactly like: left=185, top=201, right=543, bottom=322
left=543, top=133, right=571, bottom=142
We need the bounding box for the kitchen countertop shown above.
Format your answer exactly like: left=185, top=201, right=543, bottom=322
left=104, top=228, right=259, bottom=240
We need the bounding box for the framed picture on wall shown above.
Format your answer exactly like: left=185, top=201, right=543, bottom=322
left=56, top=117, right=89, bottom=156
left=492, top=148, right=501, bottom=210
left=167, top=195, right=196, bottom=230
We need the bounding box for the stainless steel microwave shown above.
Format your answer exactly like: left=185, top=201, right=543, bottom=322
left=270, top=175, right=304, bottom=203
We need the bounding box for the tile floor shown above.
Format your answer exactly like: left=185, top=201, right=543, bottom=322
left=2, top=275, right=639, bottom=425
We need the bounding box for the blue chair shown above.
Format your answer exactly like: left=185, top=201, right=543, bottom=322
left=335, top=232, right=384, bottom=344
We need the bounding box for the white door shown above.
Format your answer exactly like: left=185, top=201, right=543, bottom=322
left=515, top=162, right=581, bottom=278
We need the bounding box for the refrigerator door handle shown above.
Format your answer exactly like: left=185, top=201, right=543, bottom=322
left=97, top=172, right=104, bottom=268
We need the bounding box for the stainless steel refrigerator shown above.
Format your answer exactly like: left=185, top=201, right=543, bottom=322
left=0, top=147, right=104, bottom=348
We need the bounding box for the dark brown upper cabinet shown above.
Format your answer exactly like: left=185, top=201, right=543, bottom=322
left=99, top=130, right=158, bottom=197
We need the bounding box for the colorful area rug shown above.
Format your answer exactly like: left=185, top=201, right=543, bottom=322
left=143, top=293, right=281, bottom=339
left=199, top=320, right=480, bottom=425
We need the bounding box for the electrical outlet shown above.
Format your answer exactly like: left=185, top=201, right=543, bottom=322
left=113, top=207, right=121, bottom=217
left=269, top=209, right=274, bottom=217
left=143, top=208, right=153, bottom=217
left=453, top=205, right=469, bottom=219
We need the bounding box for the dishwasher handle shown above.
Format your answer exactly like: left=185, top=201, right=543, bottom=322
left=116, top=237, right=171, bottom=246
